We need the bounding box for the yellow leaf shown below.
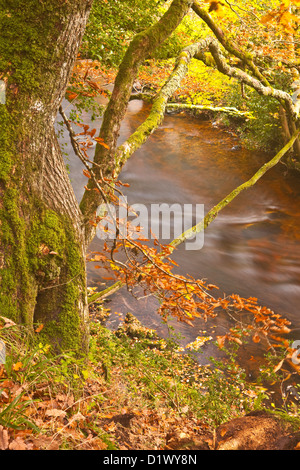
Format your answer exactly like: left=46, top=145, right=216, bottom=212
left=12, top=362, right=23, bottom=371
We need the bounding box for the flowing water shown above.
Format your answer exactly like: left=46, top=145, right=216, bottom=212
left=60, top=98, right=300, bottom=369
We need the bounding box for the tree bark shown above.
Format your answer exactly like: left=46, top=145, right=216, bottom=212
left=0, top=0, right=92, bottom=352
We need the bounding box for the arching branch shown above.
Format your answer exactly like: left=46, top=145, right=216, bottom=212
left=88, top=128, right=300, bottom=304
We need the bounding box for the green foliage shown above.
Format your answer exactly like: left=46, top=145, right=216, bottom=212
left=154, top=10, right=206, bottom=60
left=81, top=0, right=207, bottom=66
left=0, top=319, right=89, bottom=431
left=225, top=83, right=283, bottom=152
left=81, top=0, right=163, bottom=66
left=88, top=318, right=271, bottom=426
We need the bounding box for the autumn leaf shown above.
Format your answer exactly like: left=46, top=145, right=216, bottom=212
left=45, top=409, right=67, bottom=419
left=12, top=362, right=23, bottom=371
left=35, top=324, right=44, bottom=333
left=270, top=325, right=291, bottom=335
left=252, top=333, right=261, bottom=343
left=9, top=437, right=27, bottom=450
left=217, top=335, right=227, bottom=348
left=66, top=91, right=78, bottom=101
left=39, top=244, right=50, bottom=256
left=207, top=284, right=219, bottom=290
left=0, top=426, right=9, bottom=450
left=83, top=169, right=91, bottom=178
left=273, top=359, right=284, bottom=374
left=208, top=1, right=221, bottom=12
left=94, top=137, right=110, bottom=149
left=230, top=336, right=243, bottom=346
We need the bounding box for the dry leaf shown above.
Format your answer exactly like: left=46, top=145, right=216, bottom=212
left=9, top=437, right=27, bottom=450
left=30, top=436, right=60, bottom=450
left=0, top=425, right=9, bottom=450
left=84, top=437, right=108, bottom=450
left=45, top=409, right=67, bottom=419
left=39, top=244, right=50, bottom=255
left=216, top=335, right=227, bottom=348
left=69, top=412, right=85, bottom=428
left=273, top=359, right=284, bottom=373
left=0, top=316, right=16, bottom=328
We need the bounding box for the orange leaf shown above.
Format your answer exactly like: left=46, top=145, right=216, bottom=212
left=252, top=333, right=261, bottom=343
left=83, top=169, right=91, bottom=178
left=66, top=91, right=78, bottom=101
left=35, top=324, right=44, bottom=333
left=12, top=362, right=23, bottom=371
left=94, top=137, right=110, bottom=149
left=217, top=335, right=227, bottom=348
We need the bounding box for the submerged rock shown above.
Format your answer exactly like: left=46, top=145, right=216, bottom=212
left=115, top=312, right=160, bottom=342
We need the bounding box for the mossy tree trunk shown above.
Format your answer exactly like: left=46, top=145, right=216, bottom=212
left=0, top=0, right=92, bottom=353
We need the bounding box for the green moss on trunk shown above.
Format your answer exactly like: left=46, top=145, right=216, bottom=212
left=0, top=106, right=37, bottom=325
left=32, top=212, right=88, bottom=354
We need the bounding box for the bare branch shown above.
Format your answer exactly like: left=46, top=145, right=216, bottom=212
left=195, top=37, right=296, bottom=118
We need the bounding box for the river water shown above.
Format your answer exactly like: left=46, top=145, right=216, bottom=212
left=60, top=98, right=300, bottom=367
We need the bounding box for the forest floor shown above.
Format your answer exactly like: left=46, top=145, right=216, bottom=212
left=1, top=305, right=300, bottom=451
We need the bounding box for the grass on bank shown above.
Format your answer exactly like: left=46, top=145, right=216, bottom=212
left=0, top=309, right=299, bottom=450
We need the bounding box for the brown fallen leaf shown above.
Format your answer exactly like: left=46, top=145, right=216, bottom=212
left=68, top=412, right=86, bottom=428
left=45, top=409, right=67, bottom=419
left=252, top=333, right=261, bottom=343
left=0, top=425, right=9, bottom=450
left=56, top=393, right=74, bottom=408
left=9, top=437, right=27, bottom=450
left=12, top=361, right=23, bottom=371
left=30, top=435, right=60, bottom=450
left=273, top=359, right=284, bottom=374
left=0, top=316, right=16, bottom=328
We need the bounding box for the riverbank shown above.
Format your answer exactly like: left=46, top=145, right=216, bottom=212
left=1, top=310, right=300, bottom=450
